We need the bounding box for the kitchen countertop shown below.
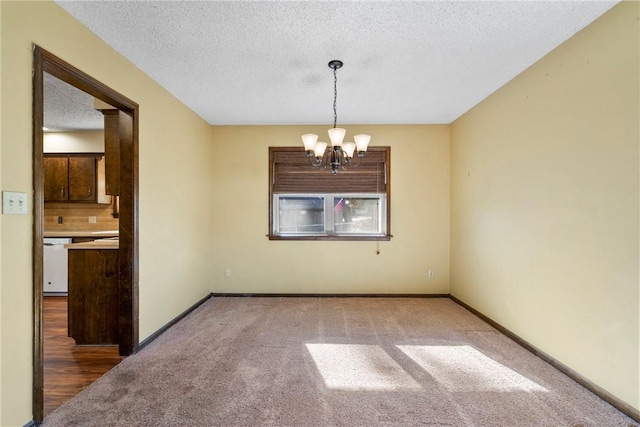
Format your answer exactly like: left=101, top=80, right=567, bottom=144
left=65, top=238, right=119, bottom=250
left=44, top=230, right=119, bottom=238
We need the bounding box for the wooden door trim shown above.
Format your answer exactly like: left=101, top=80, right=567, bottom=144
left=32, top=45, right=139, bottom=423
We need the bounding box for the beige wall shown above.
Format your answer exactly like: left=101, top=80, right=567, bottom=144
left=210, top=125, right=450, bottom=294
left=451, top=2, right=639, bottom=411
left=0, top=1, right=3, bottom=423
left=1, top=0, right=636, bottom=424
left=44, top=130, right=104, bottom=153
left=0, top=1, right=214, bottom=425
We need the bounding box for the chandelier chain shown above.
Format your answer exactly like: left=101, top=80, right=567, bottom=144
left=333, top=66, right=338, bottom=129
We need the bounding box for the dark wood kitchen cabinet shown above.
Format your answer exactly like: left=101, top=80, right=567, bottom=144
left=44, top=157, right=69, bottom=201
left=44, top=153, right=111, bottom=204
left=67, top=247, right=119, bottom=345
left=68, top=156, right=96, bottom=201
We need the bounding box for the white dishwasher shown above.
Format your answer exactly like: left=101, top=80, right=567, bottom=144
left=43, top=238, right=71, bottom=294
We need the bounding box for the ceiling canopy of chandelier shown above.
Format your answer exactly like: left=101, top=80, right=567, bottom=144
left=301, top=60, right=371, bottom=174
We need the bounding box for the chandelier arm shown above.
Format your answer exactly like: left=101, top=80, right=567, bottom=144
left=308, top=145, right=326, bottom=167
left=345, top=152, right=363, bottom=168
left=309, top=155, right=323, bottom=167
left=309, top=146, right=332, bottom=171
left=339, top=149, right=349, bottom=170
left=340, top=152, right=351, bottom=171
left=340, top=151, right=359, bottom=170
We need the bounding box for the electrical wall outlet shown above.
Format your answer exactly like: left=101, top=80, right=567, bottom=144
left=224, top=269, right=231, bottom=278
left=428, top=269, right=435, bottom=279
left=2, top=191, right=28, bottom=215
left=88, top=216, right=97, bottom=223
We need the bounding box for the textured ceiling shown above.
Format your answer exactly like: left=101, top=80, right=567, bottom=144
left=54, top=1, right=617, bottom=126
left=44, top=73, right=105, bottom=132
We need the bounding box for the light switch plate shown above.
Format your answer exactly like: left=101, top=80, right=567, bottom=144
left=3, top=191, right=28, bottom=215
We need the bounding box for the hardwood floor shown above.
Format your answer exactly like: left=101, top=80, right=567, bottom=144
left=44, top=296, right=122, bottom=416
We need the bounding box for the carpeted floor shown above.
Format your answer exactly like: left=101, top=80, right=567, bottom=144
left=43, top=297, right=638, bottom=426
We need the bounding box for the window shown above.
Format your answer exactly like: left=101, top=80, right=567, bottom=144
left=269, top=147, right=391, bottom=240
left=274, top=194, right=386, bottom=236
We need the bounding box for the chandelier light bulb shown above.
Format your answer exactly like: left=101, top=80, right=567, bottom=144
left=342, top=142, right=356, bottom=159
left=354, top=134, right=371, bottom=153
left=302, top=133, right=319, bottom=152
left=314, top=141, right=328, bottom=158
left=327, top=127, right=346, bottom=147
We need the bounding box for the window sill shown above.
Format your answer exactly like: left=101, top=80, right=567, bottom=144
left=267, top=234, right=392, bottom=241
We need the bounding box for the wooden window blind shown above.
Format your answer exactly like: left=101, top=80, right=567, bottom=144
left=270, top=147, right=390, bottom=194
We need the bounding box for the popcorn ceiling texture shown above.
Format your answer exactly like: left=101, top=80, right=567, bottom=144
left=54, top=1, right=617, bottom=125
left=44, top=73, right=105, bottom=131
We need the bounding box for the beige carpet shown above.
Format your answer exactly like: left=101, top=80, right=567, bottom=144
left=43, top=297, right=637, bottom=426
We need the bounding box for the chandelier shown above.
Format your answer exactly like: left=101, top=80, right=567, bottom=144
left=301, top=60, right=371, bottom=174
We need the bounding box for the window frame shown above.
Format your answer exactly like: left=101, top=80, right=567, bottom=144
left=268, top=146, right=392, bottom=241
left=273, top=193, right=388, bottom=238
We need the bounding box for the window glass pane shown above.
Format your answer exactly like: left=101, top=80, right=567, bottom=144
left=333, top=197, right=382, bottom=234
left=277, top=196, right=325, bottom=234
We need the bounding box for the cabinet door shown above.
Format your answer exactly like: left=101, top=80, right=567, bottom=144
left=69, top=157, right=96, bottom=201
left=96, top=157, right=112, bottom=204
left=68, top=249, right=119, bottom=345
left=43, top=157, right=69, bottom=201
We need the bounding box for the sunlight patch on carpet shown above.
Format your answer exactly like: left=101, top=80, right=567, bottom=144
left=397, top=345, right=548, bottom=393
left=306, top=343, right=421, bottom=391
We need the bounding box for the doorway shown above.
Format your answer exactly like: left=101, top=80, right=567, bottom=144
left=32, top=46, right=139, bottom=424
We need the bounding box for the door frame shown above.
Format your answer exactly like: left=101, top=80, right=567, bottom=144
left=32, top=46, right=139, bottom=423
